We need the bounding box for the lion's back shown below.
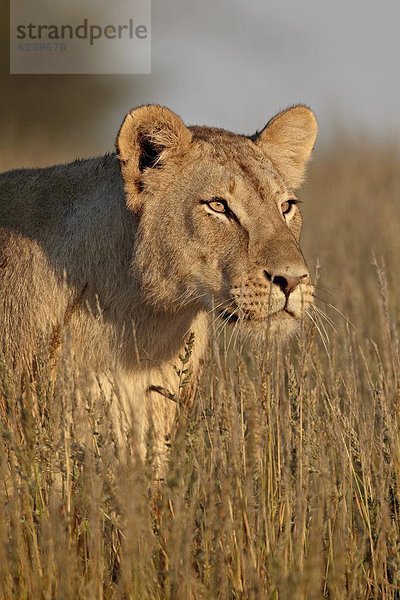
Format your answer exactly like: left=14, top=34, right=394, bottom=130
left=0, top=156, right=117, bottom=236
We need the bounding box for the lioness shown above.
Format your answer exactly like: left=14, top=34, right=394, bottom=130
left=0, top=104, right=317, bottom=455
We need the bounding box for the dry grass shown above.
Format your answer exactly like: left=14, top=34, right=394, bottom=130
left=1, top=140, right=400, bottom=599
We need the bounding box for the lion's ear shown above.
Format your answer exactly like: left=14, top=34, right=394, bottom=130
left=116, top=104, right=192, bottom=193
left=253, top=105, right=317, bottom=189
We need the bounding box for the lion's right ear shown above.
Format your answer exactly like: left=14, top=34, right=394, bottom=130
left=116, top=105, right=192, bottom=202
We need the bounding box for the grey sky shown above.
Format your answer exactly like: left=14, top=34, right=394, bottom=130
left=3, top=0, right=399, bottom=168
left=105, top=0, right=400, bottom=143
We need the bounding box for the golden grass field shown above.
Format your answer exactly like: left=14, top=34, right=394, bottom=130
left=1, top=140, right=400, bottom=599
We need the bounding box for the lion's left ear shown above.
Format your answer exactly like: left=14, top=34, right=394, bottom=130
left=252, top=105, right=317, bottom=189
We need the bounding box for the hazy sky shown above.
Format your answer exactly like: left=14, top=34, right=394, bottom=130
left=105, top=0, right=400, bottom=143
left=4, top=0, right=400, bottom=166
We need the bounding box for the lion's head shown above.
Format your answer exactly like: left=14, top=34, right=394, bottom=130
left=116, top=104, right=317, bottom=338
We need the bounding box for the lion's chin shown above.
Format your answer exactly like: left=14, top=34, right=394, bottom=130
left=221, top=309, right=301, bottom=341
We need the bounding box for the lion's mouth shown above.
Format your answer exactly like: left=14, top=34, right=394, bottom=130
left=218, top=309, right=240, bottom=324
left=218, top=308, right=296, bottom=324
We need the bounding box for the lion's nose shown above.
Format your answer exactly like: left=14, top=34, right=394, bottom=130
left=264, top=270, right=308, bottom=296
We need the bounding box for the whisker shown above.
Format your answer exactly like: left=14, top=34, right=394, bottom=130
left=205, top=300, right=228, bottom=318
left=216, top=314, right=238, bottom=352
left=215, top=307, right=237, bottom=341
left=313, top=284, right=339, bottom=296
left=212, top=301, right=237, bottom=340
left=311, top=304, right=338, bottom=335
left=310, top=306, right=331, bottom=342
left=207, top=305, right=231, bottom=337
left=226, top=316, right=241, bottom=355
left=313, top=298, right=357, bottom=331
left=306, top=311, right=330, bottom=357
left=211, top=310, right=230, bottom=337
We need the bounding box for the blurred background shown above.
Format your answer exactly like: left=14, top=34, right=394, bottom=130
left=2, top=0, right=400, bottom=169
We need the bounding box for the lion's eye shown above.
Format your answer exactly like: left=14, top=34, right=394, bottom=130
left=207, top=198, right=228, bottom=214
left=281, top=199, right=298, bottom=216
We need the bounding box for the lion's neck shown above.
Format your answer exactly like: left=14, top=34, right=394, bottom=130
left=117, top=301, right=201, bottom=368
left=56, top=154, right=201, bottom=369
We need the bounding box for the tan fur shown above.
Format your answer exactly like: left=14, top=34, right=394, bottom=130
left=0, top=104, right=317, bottom=459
